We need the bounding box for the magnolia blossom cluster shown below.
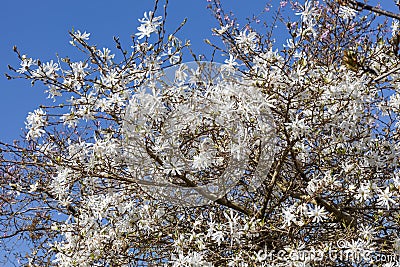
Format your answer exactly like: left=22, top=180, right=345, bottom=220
left=122, top=62, right=275, bottom=206
left=135, top=11, right=162, bottom=39
left=44, top=60, right=277, bottom=265
left=25, top=108, right=47, bottom=140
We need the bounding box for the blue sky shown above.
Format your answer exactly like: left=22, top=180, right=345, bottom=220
left=0, top=0, right=271, bottom=143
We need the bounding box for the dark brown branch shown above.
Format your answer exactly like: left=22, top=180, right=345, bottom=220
left=314, top=196, right=357, bottom=228
left=215, top=197, right=252, bottom=216
left=348, top=0, right=400, bottom=20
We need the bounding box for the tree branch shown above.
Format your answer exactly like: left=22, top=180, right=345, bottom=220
left=348, top=0, right=400, bottom=20
left=373, top=66, right=400, bottom=83
left=314, top=196, right=357, bottom=228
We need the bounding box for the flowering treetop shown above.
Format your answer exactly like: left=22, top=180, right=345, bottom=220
left=1, top=0, right=400, bottom=266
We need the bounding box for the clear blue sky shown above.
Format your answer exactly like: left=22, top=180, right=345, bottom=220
left=0, top=0, right=271, bottom=143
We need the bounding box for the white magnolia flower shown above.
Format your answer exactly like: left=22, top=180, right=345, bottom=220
left=97, top=47, right=115, bottom=62
left=163, top=158, right=184, bottom=176
left=211, top=230, right=224, bottom=246
left=377, top=187, right=396, bottom=210
left=392, top=19, right=399, bottom=37
left=235, top=29, right=258, bottom=54
left=29, top=182, right=39, bottom=193
left=17, top=55, right=35, bottom=74
left=393, top=171, right=400, bottom=189
left=25, top=108, right=47, bottom=140
left=69, top=30, right=90, bottom=46
left=45, top=85, right=62, bottom=101
left=214, top=24, right=230, bottom=35
left=295, top=0, right=316, bottom=24
left=135, top=11, right=162, bottom=39
left=338, top=6, right=357, bottom=21
left=222, top=54, right=238, bottom=73
left=70, top=62, right=88, bottom=79
left=307, top=205, right=329, bottom=223
left=285, top=114, right=307, bottom=140
left=171, top=251, right=213, bottom=267
left=389, top=93, right=400, bottom=111
left=73, top=30, right=90, bottom=41
left=282, top=205, right=297, bottom=227
left=192, top=151, right=213, bottom=170
left=358, top=224, right=376, bottom=240
left=355, top=182, right=372, bottom=202
left=32, top=60, right=59, bottom=78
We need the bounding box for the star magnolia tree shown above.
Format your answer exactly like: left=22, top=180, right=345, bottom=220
left=2, top=0, right=400, bottom=266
